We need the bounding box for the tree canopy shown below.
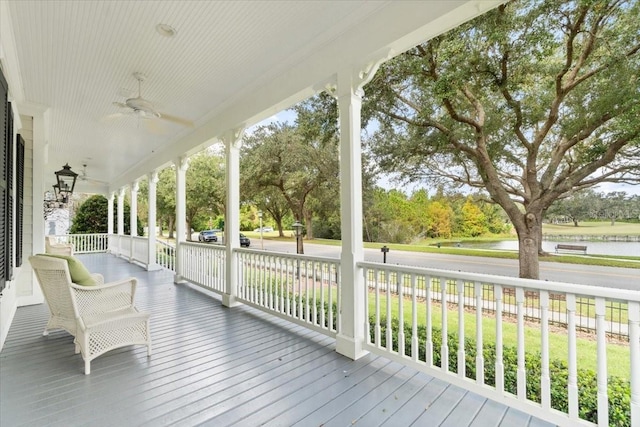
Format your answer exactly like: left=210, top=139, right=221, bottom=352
left=71, top=194, right=142, bottom=235
left=365, top=0, right=640, bottom=278
left=240, top=122, right=340, bottom=242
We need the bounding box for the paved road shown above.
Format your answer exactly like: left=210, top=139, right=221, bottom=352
left=250, top=239, right=640, bottom=291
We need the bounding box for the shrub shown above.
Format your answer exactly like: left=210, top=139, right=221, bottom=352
left=372, top=316, right=631, bottom=426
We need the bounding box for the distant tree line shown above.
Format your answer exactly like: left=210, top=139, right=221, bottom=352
left=545, top=190, right=640, bottom=226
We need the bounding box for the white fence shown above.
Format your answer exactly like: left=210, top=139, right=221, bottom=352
left=180, top=242, right=226, bottom=293
left=360, top=261, right=639, bottom=427
left=53, top=233, right=108, bottom=253
left=236, top=250, right=340, bottom=337
left=156, top=240, right=176, bottom=271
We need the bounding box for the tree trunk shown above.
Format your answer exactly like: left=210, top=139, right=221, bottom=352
left=515, top=212, right=542, bottom=280
left=168, top=217, right=174, bottom=239
left=573, top=219, right=578, bottom=227
left=303, top=209, right=313, bottom=240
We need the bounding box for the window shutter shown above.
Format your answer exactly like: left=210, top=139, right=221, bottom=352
left=6, top=102, right=14, bottom=281
left=16, top=135, right=24, bottom=267
left=0, top=69, right=8, bottom=291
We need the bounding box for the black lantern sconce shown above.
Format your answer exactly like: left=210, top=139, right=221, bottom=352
left=54, top=163, right=78, bottom=198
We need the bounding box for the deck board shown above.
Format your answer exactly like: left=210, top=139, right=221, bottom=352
left=1, top=253, right=555, bottom=427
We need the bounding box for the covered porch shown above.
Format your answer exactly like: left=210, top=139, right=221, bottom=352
left=1, top=253, right=551, bottom=427
left=1, top=1, right=639, bottom=426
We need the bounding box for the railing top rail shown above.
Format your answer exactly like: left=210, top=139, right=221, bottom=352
left=235, top=247, right=339, bottom=264
left=358, top=260, right=640, bottom=302
left=181, top=241, right=226, bottom=250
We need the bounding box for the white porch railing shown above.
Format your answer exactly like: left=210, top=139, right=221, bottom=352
left=236, top=250, right=340, bottom=337
left=131, top=236, right=148, bottom=265
left=156, top=240, right=176, bottom=271
left=180, top=242, right=226, bottom=293
left=359, top=261, right=639, bottom=427
left=53, top=233, right=108, bottom=253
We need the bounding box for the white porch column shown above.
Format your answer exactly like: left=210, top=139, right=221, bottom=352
left=130, top=180, right=138, bottom=237
left=129, top=180, right=139, bottom=262
left=335, top=61, right=385, bottom=360
left=107, top=192, right=114, bottom=253
left=117, top=188, right=125, bottom=257
left=146, top=171, right=159, bottom=270
left=222, top=128, right=244, bottom=308
left=174, top=156, right=189, bottom=283
left=117, top=187, right=125, bottom=235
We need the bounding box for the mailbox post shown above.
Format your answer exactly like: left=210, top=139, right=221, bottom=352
left=381, top=245, right=389, bottom=263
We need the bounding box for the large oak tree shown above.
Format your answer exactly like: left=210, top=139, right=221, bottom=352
left=365, top=0, right=640, bottom=278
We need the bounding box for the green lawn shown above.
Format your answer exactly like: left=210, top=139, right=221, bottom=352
left=370, top=293, right=631, bottom=379
left=543, top=221, right=640, bottom=236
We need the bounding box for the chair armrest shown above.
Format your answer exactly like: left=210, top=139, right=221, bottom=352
left=46, top=245, right=74, bottom=256
left=91, top=273, right=105, bottom=285
left=70, top=277, right=138, bottom=316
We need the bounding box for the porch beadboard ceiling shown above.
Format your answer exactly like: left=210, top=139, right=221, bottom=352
left=2, top=0, right=501, bottom=193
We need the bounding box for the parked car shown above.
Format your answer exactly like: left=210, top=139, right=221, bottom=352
left=198, top=230, right=218, bottom=242
left=253, top=226, right=274, bottom=232
left=239, top=233, right=251, bottom=247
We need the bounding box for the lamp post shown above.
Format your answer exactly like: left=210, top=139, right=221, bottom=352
left=292, top=220, right=303, bottom=254
left=258, top=210, right=263, bottom=250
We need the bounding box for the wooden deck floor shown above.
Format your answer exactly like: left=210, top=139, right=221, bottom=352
left=1, top=254, right=555, bottom=427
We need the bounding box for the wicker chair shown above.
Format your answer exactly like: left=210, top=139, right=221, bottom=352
left=45, top=236, right=74, bottom=256
left=29, top=255, right=152, bottom=374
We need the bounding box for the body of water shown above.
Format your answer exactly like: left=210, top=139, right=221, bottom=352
left=449, top=240, right=639, bottom=257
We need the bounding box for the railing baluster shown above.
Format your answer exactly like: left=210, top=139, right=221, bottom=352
left=495, top=284, right=504, bottom=394
left=516, top=287, right=526, bottom=400
left=596, top=297, right=609, bottom=427
left=540, top=291, right=551, bottom=408
left=629, top=301, right=639, bottom=426
left=375, top=268, right=381, bottom=347
left=566, top=293, right=579, bottom=420
left=386, top=269, right=392, bottom=352
left=441, top=277, right=448, bottom=372
left=411, top=274, right=418, bottom=362
left=425, top=275, right=433, bottom=366
left=398, top=272, right=405, bottom=356
left=457, top=279, right=465, bottom=378
left=475, top=282, right=484, bottom=386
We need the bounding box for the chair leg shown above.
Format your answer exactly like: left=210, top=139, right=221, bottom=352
left=85, top=359, right=90, bottom=375
left=42, top=328, right=49, bottom=336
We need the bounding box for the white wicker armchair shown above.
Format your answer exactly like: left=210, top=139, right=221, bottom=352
left=29, top=255, right=152, bottom=374
left=45, top=236, right=74, bottom=256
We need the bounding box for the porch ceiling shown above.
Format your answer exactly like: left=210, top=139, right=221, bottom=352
left=1, top=0, right=502, bottom=194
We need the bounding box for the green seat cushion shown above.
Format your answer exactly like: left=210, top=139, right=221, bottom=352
left=39, top=254, right=97, bottom=286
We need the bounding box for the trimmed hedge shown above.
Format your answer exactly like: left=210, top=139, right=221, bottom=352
left=374, top=316, right=631, bottom=426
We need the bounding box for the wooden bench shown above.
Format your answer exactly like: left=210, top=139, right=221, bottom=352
left=555, top=244, right=587, bottom=254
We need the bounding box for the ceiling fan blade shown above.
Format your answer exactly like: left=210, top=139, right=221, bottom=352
left=101, top=112, right=129, bottom=123
left=142, top=117, right=169, bottom=135
left=158, top=112, right=194, bottom=127
left=113, top=101, right=129, bottom=109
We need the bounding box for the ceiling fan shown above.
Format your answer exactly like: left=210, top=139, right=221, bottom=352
left=110, top=72, right=193, bottom=127
left=78, top=164, right=107, bottom=185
